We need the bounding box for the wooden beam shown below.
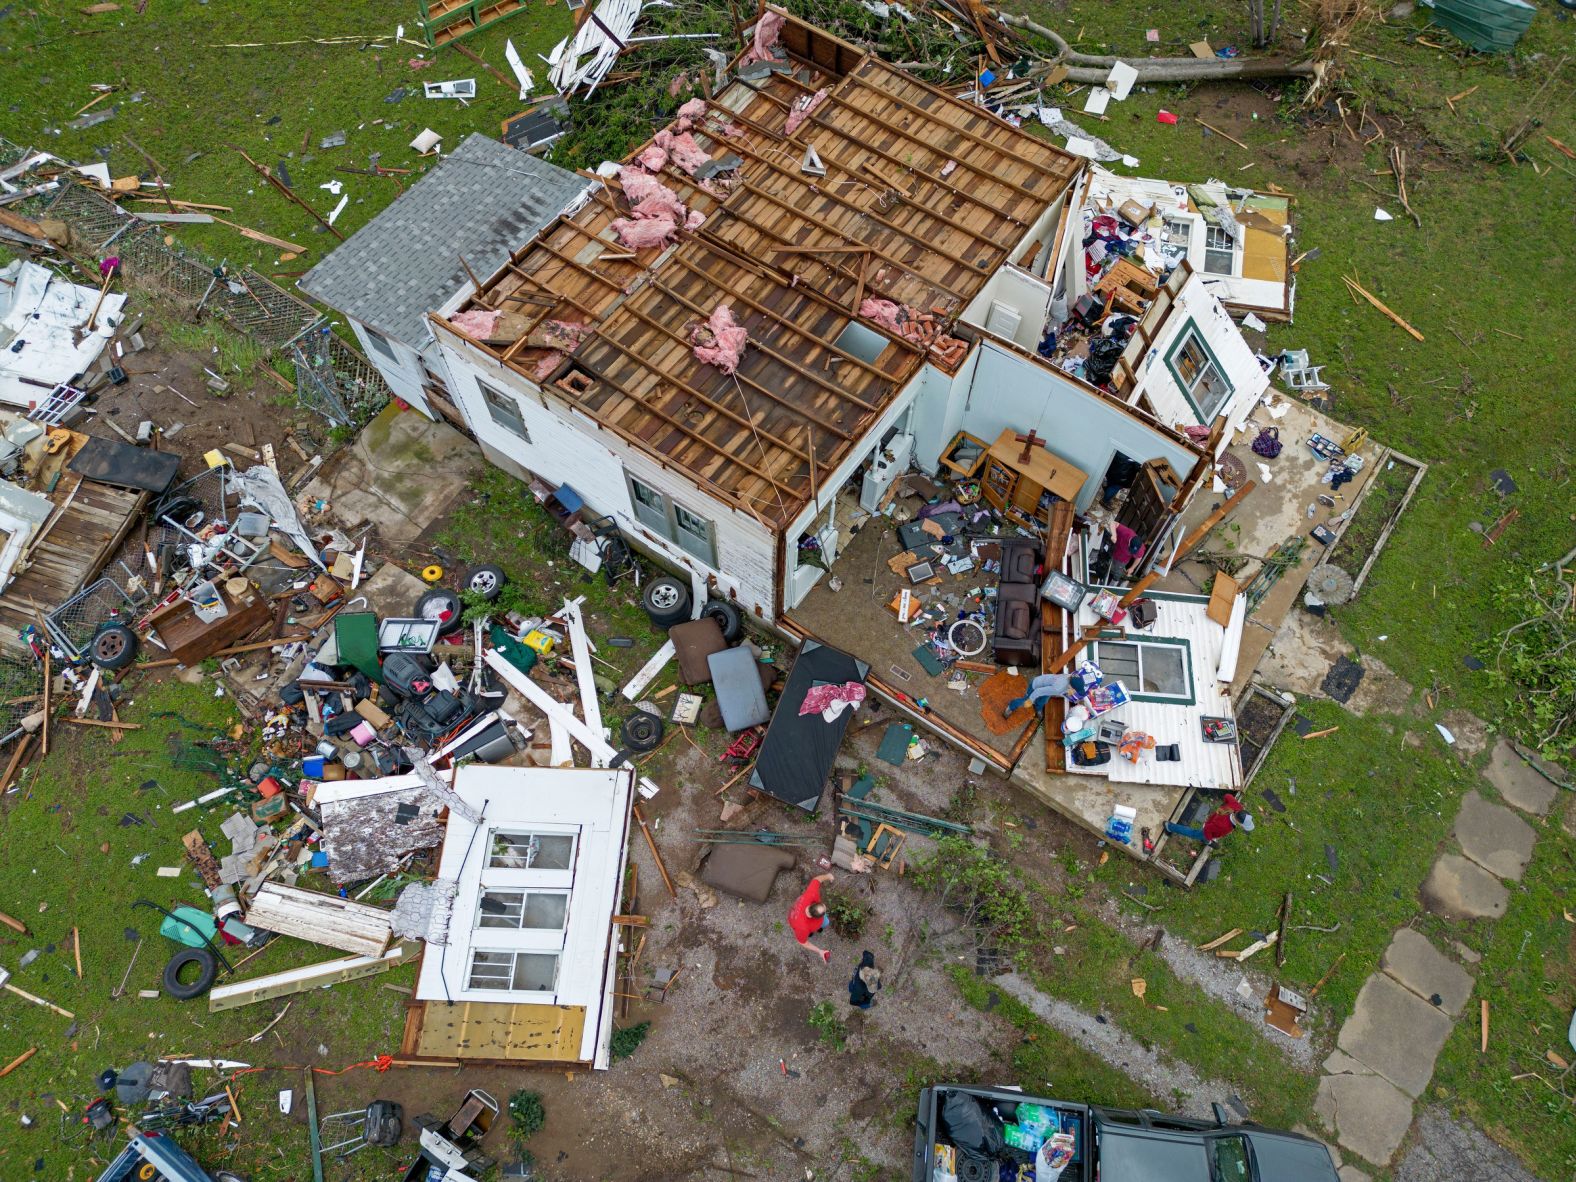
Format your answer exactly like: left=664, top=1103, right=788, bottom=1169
left=208, top=944, right=413, bottom=1012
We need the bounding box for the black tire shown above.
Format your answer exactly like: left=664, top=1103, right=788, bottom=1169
left=621, top=710, right=665, bottom=752
left=462, top=564, right=507, bottom=602
left=700, top=599, right=744, bottom=644
left=414, top=589, right=464, bottom=636
left=162, top=947, right=218, bottom=1000
left=156, top=495, right=204, bottom=531
left=89, top=623, right=139, bottom=670
left=641, top=577, right=691, bottom=627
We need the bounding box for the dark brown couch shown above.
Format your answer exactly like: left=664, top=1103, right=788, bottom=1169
left=998, top=537, right=1043, bottom=585
left=992, top=581, right=1041, bottom=665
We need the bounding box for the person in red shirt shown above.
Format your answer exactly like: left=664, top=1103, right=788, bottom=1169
left=788, top=872, right=836, bottom=963
left=1164, top=793, right=1255, bottom=845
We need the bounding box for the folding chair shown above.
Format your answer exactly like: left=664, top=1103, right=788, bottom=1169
left=1278, top=349, right=1330, bottom=393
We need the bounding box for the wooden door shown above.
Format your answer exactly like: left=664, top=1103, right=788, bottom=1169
left=1117, top=461, right=1171, bottom=552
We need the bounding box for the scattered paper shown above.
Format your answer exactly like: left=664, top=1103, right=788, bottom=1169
left=1146, top=28, right=1160, bottom=41
left=1435, top=722, right=1457, bottom=745
left=326, top=194, right=349, bottom=226
left=74, top=161, right=112, bottom=187
left=1106, top=61, right=1139, bottom=101
left=504, top=39, right=534, bottom=100
left=1256, top=462, right=1275, bottom=484
left=1083, top=87, right=1111, bottom=115
left=319, top=179, right=343, bottom=195
left=1121, top=153, right=1141, bottom=167
left=1374, top=207, right=1394, bottom=221
left=1064, top=136, right=1098, bottom=159
left=1265, top=399, right=1290, bottom=419
left=1241, top=312, right=1267, bottom=332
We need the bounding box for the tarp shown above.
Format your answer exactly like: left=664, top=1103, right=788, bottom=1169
left=750, top=639, right=869, bottom=811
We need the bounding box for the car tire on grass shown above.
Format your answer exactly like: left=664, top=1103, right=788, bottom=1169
left=463, top=564, right=507, bottom=601
left=415, top=589, right=464, bottom=635
left=162, top=947, right=218, bottom=1001
left=89, top=623, right=139, bottom=670
left=700, top=599, right=744, bottom=643
left=621, top=710, right=665, bottom=752
left=641, top=577, right=691, bottom=627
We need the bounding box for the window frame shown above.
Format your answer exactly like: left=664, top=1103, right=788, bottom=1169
left=362, top=325, right=400, bottom=366
left=1089, top=636, right=1194, bottom=704
left=475, top=888, right=570, bottom=931
left=477, top=379, right=531, bottom=442
left=1164, top=323, right=1234, bottom=423
left=1203, top=224, right=1235, bottom=276
left=624, top=474, right=718, bottom=566
left=487, top=829, right=577, bottom=872
left=466, top=948, right=561, bottom=994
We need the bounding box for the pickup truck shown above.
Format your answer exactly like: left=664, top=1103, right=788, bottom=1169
left=96, top=1131, right=246, bottom=1182
left=912, top=1084, right=1340, bottom=1182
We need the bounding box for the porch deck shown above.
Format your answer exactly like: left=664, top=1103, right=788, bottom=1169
left=783, top=513, right=1036, bottom=766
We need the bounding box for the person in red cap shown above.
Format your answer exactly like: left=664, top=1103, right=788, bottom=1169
left=1165, top=793, right=1254, bottom=845
left=787, top=871, right=836, bottom=963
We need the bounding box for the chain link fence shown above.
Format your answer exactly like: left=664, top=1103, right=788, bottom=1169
left=1, top=138, right=390, bottom=428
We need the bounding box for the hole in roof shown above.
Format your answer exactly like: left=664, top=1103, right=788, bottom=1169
left=834, top=321, right=888, bottom=365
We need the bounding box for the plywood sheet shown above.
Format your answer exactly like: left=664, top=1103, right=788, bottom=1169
left=1206, top=572, right=1240, bottom=627
left=409, top=1001, right=587, bottom=1063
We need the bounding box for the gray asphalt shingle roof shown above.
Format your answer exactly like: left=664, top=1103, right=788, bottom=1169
left=299, top=134, right=585, bottom=349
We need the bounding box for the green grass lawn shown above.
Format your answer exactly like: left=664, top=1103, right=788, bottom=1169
left=0, top=678, right=419, bottom=1181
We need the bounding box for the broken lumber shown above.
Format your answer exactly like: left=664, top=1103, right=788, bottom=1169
left=0, top=911, right=29, bottom=935
left=63, top=717, right=142, bottom=731
left=632, top=802, right=676, bottom=899
left=244, top=883, right=394, bottom=957
left=210, top=217, right=309, bottom=254
left=208, top=944, right=412, bottom=1012
left=1309, top=951, right=1346, bottom=998
left=1198, top=118, right=1249, bottom=150
left=0, top=1048, right=37, bottom=1077
left=1342, top=276, right=1424, bottom=342
left=1197, top=927, right=1243, bottom=952
left=1218, top=931, right=1278, bottom=961
left=1301, top=726, right=1340, bottom=740
left=1480, top=998, right=1489, bottom=1052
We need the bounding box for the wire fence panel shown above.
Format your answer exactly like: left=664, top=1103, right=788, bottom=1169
left=45, top=575, right=143, bottom=662
left=1, top=136, right=391, bottom=428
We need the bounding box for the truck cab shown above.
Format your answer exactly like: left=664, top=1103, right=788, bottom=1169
left=96, top=1132, right=244, bottom=1182
left=912, top=1084, right=1340, bottom=1182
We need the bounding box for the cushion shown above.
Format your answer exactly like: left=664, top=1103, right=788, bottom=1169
left=670, top=618, right=727, bottom=684
left=700, top=842, right=797, bottom=903
left=708, top=647, right=771, bottom=731
left=1001, top=601, right=1032, bottom=636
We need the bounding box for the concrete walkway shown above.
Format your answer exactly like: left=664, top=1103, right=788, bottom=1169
left=1314, top=739, right=1558, bottom=1168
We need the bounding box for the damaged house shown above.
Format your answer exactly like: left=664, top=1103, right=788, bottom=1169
left=302, top=10, right=1358, bottom=876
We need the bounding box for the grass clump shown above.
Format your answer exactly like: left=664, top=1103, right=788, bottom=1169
left=808, top=1000, right=849, bottom=1051
left=507, top=1089, right=547, bottom=1141
left=611, top=1021, right=651, bottom=1061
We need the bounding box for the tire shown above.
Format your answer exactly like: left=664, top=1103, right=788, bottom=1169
left=700, top=599, right=744, bottom=643
left=641, top=577, right=691, bottom=627
left=162, top=947, right=218, bottom=1000
left=462, top=564, right=506, bottom=601
left=215, top=1173, right=250, bottom=1182
left=414, top=589, right=464, bottom=636
left=621, top=710, right=665, bottom=752
left=157, top=495, right=204, bottom=530
left=89, top=623, right=139, bottom=670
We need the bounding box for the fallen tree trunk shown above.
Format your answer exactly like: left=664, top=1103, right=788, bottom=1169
left=993, top=10, right=1318, bottom=81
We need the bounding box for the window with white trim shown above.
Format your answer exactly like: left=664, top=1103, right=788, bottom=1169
left=476, top=889, right=569, bottom=930
left=467, top=949, right=560, bottom=993
left=1167, top=329, right=1233, bottom=421
left=363, top=326, right=400, bottom=365
left=1203, top=225, right=1235, bottom=275
left=625, top=474, right=717, bottom=566
left=1163, top=218, right=1192, bottom=248
left=1091, top=639, right=1192, bottom=702
left=478, top=379, right=530, bottom=442
left=489, top=831, right=575, bottom=871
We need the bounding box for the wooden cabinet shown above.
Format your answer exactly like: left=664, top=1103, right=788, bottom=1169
left=979, top=429, right=1088, bottom=532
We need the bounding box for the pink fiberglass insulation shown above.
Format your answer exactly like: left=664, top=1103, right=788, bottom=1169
left=619, top=166, right=679, bottom=210
left=653, top=129, right=711, bottom=176
left=450, top=308, right=502, bottom=338
left=741, top=9, right=785, bottom=65
left=636, top=144, right=668, bottom=172
left=532, top=350, right=566, bottom=380
left=784, top=88, right=829, bottom=136
left=611, top=215, right=679, bottom=250
left=685, top=209, right=706, bottom=231
left=691, top=304, right=748, bottom=374
left=675, top=97, right=708, bottom=126
left=859, top=298, right=906, bottom=334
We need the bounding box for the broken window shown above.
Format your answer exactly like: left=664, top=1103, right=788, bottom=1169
left=477, top=889, right=570, bottom=930
left=1091, top=639, right=1192, bottom=702
left=1203, top=225, right=1235, bottom=275
left=1166, top=328, right=1233, bottom=422
left=467, top=949, right=560, bottom=993
left=489, top=831, right=575, bottom=870
left=478, top=379, right=531, bottom=442
left=625, top=474, right=718, bottom=566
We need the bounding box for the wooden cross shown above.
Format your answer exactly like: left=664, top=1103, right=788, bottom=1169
left=1014, top=429, right=1046, bottom=463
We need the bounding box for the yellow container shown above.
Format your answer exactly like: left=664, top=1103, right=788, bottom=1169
left=522, top=629, right=557, bottom=656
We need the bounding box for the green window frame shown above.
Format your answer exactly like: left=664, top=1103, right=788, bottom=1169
left=1164, top=321, right=1234, bottom=423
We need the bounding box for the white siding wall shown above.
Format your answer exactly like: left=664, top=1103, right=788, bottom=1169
left=436, top=332, right=780, bottom=618
left=1127, top=273, right=1268, bottom=441
left=348, top=320, right=434, bottom=418
left=961, top=266, right=1054, bottom=351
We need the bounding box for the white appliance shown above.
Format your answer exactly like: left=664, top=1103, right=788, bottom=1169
left=859, top=432, right=914, bottom=512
